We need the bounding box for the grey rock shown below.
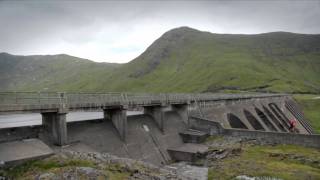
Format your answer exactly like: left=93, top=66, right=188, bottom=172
left=76, top=167, right=101, bottom=177
left=36, top=172, right=57, bottom=180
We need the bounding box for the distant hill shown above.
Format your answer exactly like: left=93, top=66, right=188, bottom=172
left=0, top=53, right=120, bottom=91
left=1, top=27, right=320, bottom=93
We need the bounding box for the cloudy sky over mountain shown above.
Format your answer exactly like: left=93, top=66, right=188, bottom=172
left=1, top=0, right=319, bottom=63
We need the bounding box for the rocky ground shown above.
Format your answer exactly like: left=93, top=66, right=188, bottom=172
left=0, top=148, right=207, bottom=180
left=200, top=136, right=320, bottom=180
left=1, top=135, right=319, bottom=180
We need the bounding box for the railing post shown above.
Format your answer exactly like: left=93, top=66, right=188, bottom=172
left=15, top=91, right=17, bottom=104
left=59, top=92, right=66, bottom=105
left=38, top=91, right=41, bottom=104
left=124, top=93, right=129, bottom=105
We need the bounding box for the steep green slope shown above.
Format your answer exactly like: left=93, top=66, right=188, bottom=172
left=0, top=53, right=120, bottom=91
left=99, top=27, right=320, bottom=93
left=294, top=94, right=320, bottom=133
left=1, top=27, right=319, bottom=93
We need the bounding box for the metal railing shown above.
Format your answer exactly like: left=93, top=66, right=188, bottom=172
left=0, top=91, right=287, bottom=110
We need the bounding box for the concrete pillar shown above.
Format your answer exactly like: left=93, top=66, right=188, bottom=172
left=144, top=105, right=166, bottom=132
left=172, top=104, right=189, bottom=125
left=104, top=106, right=127, bottom=142
left=41, top=112, right=68, bottom=146
left=104, top=109, right=111, bottom=120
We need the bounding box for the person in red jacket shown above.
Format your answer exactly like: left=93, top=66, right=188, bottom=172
left=289, top=119, right=297, bottom=132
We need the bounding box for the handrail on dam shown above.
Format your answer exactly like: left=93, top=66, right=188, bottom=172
left=0, top=91, right=288, bottom=112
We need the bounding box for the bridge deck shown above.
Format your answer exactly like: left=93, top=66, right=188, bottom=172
left=0, top=92, right=287, bottom=113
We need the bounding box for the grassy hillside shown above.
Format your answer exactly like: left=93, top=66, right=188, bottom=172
left=294, top=94, right=320, bottom=133
left=100, top=27, right=320, bottom=93
left=1, top=27, right=320, bottom=93
left=207, top=142, right=320, bottom=179
left=0, top=53, right=121, bottom=91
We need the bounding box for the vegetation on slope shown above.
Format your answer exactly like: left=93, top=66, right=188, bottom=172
left=208, top=144, right=320, bottom=180
left=294, top=94, right=320, bottom=133
left=1, top=27, right=320, bottom=93
left=203, top=136, right=320, bottom=180
left=0, top=158, right=134, bottom=179
left=96, top=27, right=320, bottom=93
left=2, top=137, right=319, bottom=180
left=0, top=53, right=121, bottom=91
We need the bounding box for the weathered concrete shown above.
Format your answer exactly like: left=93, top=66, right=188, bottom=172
left=0, top=93, right=316, bottom=168
left=103, top=106, right=127, bottom=142
left=0, top=139, right=53, bottom=166
left=190, top=96, right=312, bottom=134
left=143, top=105, right=167, bottom=131
left=167, top=143, right=208, bottom=162
left=0, top=92, right=288, bottom=113
left=189, top=116, right=320, bottom=149
left=66, top=112, right=187, bottom=165
left=0, top=126, right=40, bottom=143
left=41, top=112, right=67, bottom=146
left=179, top=129, right=209, bottom=143
left=171, top=104, right=189, bottom=125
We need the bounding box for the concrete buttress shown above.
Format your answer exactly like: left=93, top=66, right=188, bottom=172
left=41, top=112, right=68, bottom=146
left=104, top=106, right=127, bottom=142
left=144, top=105, right=167, bottom=132
left=172, top=104, right=189, bottom=125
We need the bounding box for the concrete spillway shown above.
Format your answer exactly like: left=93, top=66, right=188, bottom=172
left=0, top=112, right=188, bottom=166
left=66, top=112, right=187, bottom=165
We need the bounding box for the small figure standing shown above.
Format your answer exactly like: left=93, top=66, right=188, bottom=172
left=289, top=119, right=297, bottom=133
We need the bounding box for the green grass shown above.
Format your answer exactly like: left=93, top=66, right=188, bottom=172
left=1, top=28, right=320, bottom=93
left=208, top=144, right=320, bottom=180
left=0, top=156, right=136, bottom=180
left=0, top=158, right=96, bottom=179
left=294, top=94, right=320, bottom=133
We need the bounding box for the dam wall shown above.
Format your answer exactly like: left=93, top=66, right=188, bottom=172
left=189, top=116, right=320, bottom=149
left=0, top=94, right=316, bottom=166
left=189, top=95, right=313, bottom=134
left=0, top=111, right=187, bottom=166
left=66, top=111, right=187, bottom=165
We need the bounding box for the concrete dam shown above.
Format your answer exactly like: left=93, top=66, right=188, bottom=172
left=0, top=92, right=317, bottom=166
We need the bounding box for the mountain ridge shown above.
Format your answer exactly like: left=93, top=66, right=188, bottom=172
left=1, top=27, right=320, bottom=93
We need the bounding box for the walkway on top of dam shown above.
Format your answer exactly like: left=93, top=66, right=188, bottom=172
left=0, top=92, right=287, bottom=113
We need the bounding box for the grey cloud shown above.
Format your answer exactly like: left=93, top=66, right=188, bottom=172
left=0, top=0, right=319, bottom=62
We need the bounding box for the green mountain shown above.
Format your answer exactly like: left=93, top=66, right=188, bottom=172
left=1, top=27, right=320, bottom=93
left=0, top=53, right=120, bottom=91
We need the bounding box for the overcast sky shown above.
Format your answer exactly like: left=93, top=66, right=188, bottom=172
left=1, top=0, right=320, bottom=63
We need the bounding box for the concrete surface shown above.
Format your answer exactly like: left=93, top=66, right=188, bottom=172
left=0, top=111, right=143, bottom=129
left=180, top=129, right=209, bottom=143
left=190, top=96, right=311, bottom=134
left=189, top=116, right=320, bottom=149
left=65, top=111, right=187, bottom=165
left=42, top=112, right=67, bottom=146
left=104, top=107, right=127, bottom=142
left=167, top=143, right=208, bottom=162
left=0, top=138, right=53, bottom=166
left=144, top=105, right=166, bottom=131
